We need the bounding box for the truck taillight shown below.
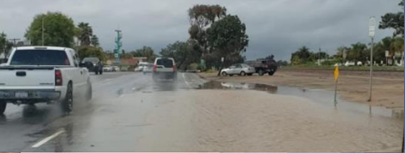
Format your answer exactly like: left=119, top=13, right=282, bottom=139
left=153, top=65, right=157, bottom=72
left=173, top=66, right=177, bottom=72
left=55, top=70, right=63, bottom=86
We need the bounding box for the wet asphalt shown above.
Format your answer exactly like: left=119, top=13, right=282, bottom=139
left=0, top=72, right=402, bottom=151
left=0, top=72, right=206, bottom=151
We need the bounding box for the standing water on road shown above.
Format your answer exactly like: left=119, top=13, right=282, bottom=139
left=198, top=81, right=404, bottom=119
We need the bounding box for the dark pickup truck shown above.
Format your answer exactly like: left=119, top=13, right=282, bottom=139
left=248, top=58, right=278, bottom=76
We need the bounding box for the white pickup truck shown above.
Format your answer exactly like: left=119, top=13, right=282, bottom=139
left=0, top=46, right=92, bottom=114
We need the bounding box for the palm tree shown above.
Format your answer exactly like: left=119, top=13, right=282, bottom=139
left=91, top=35, right=99, bottom=47
left=77, top=22, right=93, bottom=46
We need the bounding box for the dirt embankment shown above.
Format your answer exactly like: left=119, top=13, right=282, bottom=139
left=198, top=69, right=404, bottom=109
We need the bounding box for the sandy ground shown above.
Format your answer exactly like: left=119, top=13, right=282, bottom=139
left=199, top=69, right=404, bottom=110
left=135, top=90, right=403, bottom=152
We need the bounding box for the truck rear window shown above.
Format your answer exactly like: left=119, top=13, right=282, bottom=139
left=10, top=50, right=70, bottom=66
left=156, top=59, right=174, bottom=67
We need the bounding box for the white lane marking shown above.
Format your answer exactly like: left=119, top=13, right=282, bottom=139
left=32, top=128, right=65, bottom=148
left=182, top=73, right=191, bottom=87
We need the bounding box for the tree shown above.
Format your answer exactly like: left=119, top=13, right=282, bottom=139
left=130, top=46, right=157, bottom=62
left=0, top=32, right=7, bottom=55
left=346, top=42, right=367, bottom=65
left=379, top=0, right=404, bottom=37
left=206, top=15, right=249, bottom=76
left=188, top=5, right=227, bottom=57
left=91, top=35, right=99, bottom=47
left=160, top=41, right=195, bottom=69
left=77, top=46, right=106, bottom=62
left=77, top=22, right=93, bottom=46
left=25, top=12, right=76, bottom=47
left=290, top=46, right=311, bottom=64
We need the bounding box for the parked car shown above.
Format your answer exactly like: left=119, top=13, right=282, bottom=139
left=0, top=46, right=92, bottom=114
left=152, top=57, right=177, bottom=81
left=221, top=64, right=255, bottom=76
left=249, top=58, right=278, bottom=76
left=81, top=57, right=103, bottom=75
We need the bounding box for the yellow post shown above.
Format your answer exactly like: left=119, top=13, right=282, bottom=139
left=334, top=66, right=339, bottom=105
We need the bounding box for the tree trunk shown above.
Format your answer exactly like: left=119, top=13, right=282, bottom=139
left=217, top=58, right=225, bottom=76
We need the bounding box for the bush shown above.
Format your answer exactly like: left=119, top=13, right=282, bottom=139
left=206, top=68, right=217, bottom=73
left=188, top=63, right=199, bottom=70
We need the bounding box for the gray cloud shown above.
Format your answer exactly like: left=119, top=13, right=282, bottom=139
left=0, top=0, right=401, bottom=60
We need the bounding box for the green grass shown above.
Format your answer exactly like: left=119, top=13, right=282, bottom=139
left=282, top=65, right=404, bottom=72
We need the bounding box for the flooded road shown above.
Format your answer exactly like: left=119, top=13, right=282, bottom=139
left=0, top=72, right=402, bottom=152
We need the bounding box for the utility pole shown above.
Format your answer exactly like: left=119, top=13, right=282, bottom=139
left=114, top=29, right=122, bottom=66
left=368, top=17, right=375, bottom=102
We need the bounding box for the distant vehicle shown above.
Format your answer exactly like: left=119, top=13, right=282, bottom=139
left=112, top=66, right=120, bottom=72
left=134, top=65, right=144, bottom=72
left=134, top=62, right=150, bottom=72
left=344, top=61, right=362, bottom=66
left=152, top=57, right=177, bottom=81
left=103, top=66, right=113, bottom=72
left=143, top=64, right=153, bottom=74
left=249, top=58, right=278, bottom=76
left=221, top=64, right=255, bottom=76
left=81, top=57, right=103, bottom=75
left=0, top=46, right=92, bottom=114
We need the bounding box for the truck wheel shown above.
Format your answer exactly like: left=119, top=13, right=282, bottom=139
left=258, top=69, right=264, bottom=76
left=268, top=70, right=275, bottom=76
left=221, top=72, right=228, bottom=76
left=0, top=102, right=6, bottom=114
left=240, top=71, right=246, bottom=76
left=61, top=83, right=73, bottom=114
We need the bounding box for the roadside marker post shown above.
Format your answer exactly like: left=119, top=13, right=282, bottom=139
left=334, top=65, right=339, bottom=106
left=368, top=17, right=375, bottom=101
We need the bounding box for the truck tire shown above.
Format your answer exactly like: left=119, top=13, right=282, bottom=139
left=268, top=69, right=275, bottom=76
left=221, top=72, right=228, bottom=76
left=258, top=69, right=264, bottom=76
left=0, top=102, right=6, bottom=114
left=240, top=71, right=246, bottom=76
left=61, top=83, right=73, bottom=114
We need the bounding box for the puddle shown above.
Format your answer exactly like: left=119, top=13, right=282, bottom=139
left=198, top=81, right=404, bottom=119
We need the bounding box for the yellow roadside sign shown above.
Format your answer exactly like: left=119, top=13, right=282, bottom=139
left=334, top=66, right=339, bottom=81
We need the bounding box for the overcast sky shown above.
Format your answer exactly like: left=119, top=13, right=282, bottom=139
left=0, top=0, right=401, bottom=60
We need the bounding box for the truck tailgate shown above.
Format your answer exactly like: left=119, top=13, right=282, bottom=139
left=0, top=67, right=55, bottom=87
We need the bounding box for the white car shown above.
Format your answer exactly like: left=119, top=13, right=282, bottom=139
left=134, top=65, right=145, bottom=72
left=221, top=64, right=255, bottom=76
left=103, top=66, right=112, bottom=72
left=152, top=57, right=177, bottom=81
left=0, top=46, right=92, bottom=114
